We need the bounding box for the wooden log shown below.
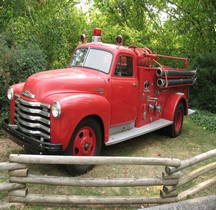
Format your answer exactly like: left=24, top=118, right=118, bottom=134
left=178, top=162, right=216, bottom=187
left=0, top=162, right=26, bottom=171
left=166, top=149, right=216, bottom=175
left=0, top=183, right=26, bottom=192
left=178, top=177, right=216, bottom=200
left=160, top=189, right=178, bottom=198
left=9, top=154, right=181, bottom=167
left=9, top=189, right=28, bottom=197
left=9, top=194, right=177, bottom=204
left=163, top=162, right=216, bottom=194
left=9, top=168, right=28, bottom=177
left=9, top=174, right=178, bottom=187
left=162, top=171, right=181, bottom=180
left=163, top=185, right=177, bottom=194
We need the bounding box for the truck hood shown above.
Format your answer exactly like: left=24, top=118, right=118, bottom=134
left=22, top=67, right=106, bottom=101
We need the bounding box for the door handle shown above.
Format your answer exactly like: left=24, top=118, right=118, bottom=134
left=133, top=83, right=138, bottom=87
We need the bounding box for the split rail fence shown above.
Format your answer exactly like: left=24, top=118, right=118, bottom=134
left=0, top=149, right=216, bottom=208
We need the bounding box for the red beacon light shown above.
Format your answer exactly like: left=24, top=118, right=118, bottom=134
left=80, top=34, right=86, bottom=43
left=116, top=35, right=123, bottom=46
left=94, top=28, right=102, bottom=36
left=92, top=28, right=102, bottom=42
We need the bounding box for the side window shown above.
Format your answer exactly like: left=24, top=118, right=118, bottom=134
left=114, top=56, right=133, bottom=77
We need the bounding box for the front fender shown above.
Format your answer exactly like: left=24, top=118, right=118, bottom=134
left=163, top=92, right=187, bottom=121
left=45, top=93, right=110, bottom=151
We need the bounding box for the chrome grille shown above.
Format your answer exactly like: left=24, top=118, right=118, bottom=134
left=14, top=95, right=51, bottom=140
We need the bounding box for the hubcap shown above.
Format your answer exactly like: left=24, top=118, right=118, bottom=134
left=73, top=126, right=96, bottom=156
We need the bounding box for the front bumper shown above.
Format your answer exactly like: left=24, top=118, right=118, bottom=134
left=2, top=119, right=62, bottom=155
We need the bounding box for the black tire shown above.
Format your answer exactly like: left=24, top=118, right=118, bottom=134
left=64, top=118, right=102, bottom=176
left=166, top=102, right=184, bottom=138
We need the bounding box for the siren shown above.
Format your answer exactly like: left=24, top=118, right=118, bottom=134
left=92, top=28, right=102, bottom=42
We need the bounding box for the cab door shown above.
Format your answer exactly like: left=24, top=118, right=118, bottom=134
left=110, top=55, right=139, bottom=126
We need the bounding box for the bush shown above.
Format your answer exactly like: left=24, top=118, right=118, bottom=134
left=0, top=36, right=12, bottom=123
left=189, top=52, right=216, bottom=113
left=189, top=110, right=216, bottom=132
left=0, top=36, right=48, bottom=130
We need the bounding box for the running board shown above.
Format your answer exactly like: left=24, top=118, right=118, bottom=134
left=106, top=119, right=173, bottom=146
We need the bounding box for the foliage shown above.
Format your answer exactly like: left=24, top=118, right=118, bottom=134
left=189, top=52, right=216, bottom=113
left=189, top=110, right=216, bottom=132
left=0, top=0, right=86, bottom=129
left=0, top=37, right=47, bottom=128
left=0, top=0, right=215, bottom=121
left=0, top=36, right=12, bottom=125
left=1, top=0, right=86, bottom=70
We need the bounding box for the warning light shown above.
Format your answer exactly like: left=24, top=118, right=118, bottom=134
left=92, top=28, right=102, bottom=42
left=81, top=34, right=86, bottom=43
left=93, top=28, right=102, bottom=36
left=116, top=35, right=123, bottom=46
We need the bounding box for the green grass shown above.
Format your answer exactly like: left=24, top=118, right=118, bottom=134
left=0, top=115, right=215, bottom=209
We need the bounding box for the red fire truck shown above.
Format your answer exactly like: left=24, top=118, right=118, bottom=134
left=3, top=28, right=196, bottom=175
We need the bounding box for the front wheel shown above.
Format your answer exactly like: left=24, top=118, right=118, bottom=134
left=64, top=118, right=102, bottom=176
left=166, top=102, right=184, bottom=138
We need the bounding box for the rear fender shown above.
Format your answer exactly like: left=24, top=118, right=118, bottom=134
left=163, top=93, right=187, bottom=121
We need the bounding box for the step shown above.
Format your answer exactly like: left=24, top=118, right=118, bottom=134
left=106, top=119, right=173, bottom=146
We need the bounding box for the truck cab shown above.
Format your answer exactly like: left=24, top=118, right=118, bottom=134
left=2, top=28, right=196, bottom=175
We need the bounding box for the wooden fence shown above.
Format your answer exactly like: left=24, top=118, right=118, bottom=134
left=0, top=149, right=216, bottom=208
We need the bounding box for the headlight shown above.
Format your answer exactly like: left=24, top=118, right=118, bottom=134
left=7, top=87, right=14, bottom=101
left=51, top=101, right=61, bottom=118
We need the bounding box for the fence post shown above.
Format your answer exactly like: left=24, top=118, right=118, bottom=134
left=8, top=167, right=28, bottom=202
left=160, top=170, right=181, bottom=198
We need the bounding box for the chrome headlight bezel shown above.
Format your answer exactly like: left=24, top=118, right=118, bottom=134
left=7, top=87, right=14, bottom=101
left=51, top=101, right=61, bottom=118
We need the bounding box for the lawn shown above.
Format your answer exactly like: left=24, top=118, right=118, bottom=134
left=0, top=116, right=215, bottom=209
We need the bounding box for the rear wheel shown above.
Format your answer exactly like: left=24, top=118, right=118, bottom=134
left=166, top=102, right=184, bottom=138
left=64, top=118, right=102, bottom=176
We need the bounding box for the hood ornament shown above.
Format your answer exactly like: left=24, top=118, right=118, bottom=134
left=22, top=90, right=35, bottom=99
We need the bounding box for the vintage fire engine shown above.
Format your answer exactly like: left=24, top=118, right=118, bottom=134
left=3, top=28, right=196, bottom=175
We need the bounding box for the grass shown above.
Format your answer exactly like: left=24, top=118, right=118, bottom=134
left=0, top=115, right=216, bottom=209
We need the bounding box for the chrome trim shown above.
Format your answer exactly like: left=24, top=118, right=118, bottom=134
left=18, top=124, right=50, bottom=139
left=15, top=93, right=20, bottom=98
left=14, top=111, right=50, bottom=125
left=17, top=117, right=50, bottom=133
left=15, top=103, right=50, bottom=118
left=176, top=92, right=184, bottom=96
left=22, top=90, right=35, bottom=99
left=14, top=96, right=51, bottom=141
left=17, top=97, right=50, bottom=109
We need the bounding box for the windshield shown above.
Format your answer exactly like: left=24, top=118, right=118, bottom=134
left=70, top=48, right=113, bottom=74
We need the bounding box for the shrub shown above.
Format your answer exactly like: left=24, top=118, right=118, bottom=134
left=0, top=36, right=12, bottom=123
left=189, top=52, right=216, bottom=113
left=189, top=110, right=216, bottom=132
left=0, top=36, right=48, bottom=130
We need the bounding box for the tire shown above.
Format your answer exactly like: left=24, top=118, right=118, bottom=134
left=166, top=101, right=184, bottom=138
left=64, top=118, right=102, bottom=176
